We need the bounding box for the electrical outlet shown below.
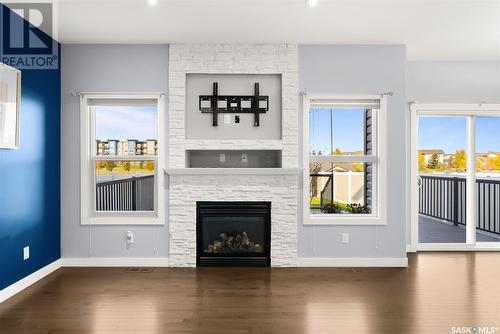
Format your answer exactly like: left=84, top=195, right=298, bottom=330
left=126, top=231, right=135, bottom=244
left=341, top=233, right=350, bottom=244
left=241, top=153, right=248, bottom=163
left=23, top=246, right=30, bottom=260
left=219, top=153, right=226, bottom=163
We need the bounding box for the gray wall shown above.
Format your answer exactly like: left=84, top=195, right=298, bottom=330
left=61, top=44, right=169, bottom=258
left=298, top=45, right=407, bottom=258
left=186, top=74, right=282, bottom=140
left=408, top=61, right=500, bottom=102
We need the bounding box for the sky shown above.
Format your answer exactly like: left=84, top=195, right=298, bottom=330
left=95, top=106, right=157, bottom=140
left=309, top=110, right=500, bottom=155
left=309, top=108, right=365, bottom=154
left=419, top=117, right=500, bottom=154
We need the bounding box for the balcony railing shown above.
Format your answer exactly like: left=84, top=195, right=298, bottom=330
left=419, top=174, right=500, bottom=235
left=96, top=175, right=154, bottom=211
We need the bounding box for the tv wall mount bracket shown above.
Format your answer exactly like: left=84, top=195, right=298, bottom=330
left=199, top=82, right=269, bottom=127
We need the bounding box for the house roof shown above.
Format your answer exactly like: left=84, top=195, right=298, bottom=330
left=419, top=149, right=445, bottom=155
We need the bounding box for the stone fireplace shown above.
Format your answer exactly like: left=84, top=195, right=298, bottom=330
left=167, top=44, right=299, bottom=267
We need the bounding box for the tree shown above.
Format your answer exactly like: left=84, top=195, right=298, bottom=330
left=418, top=154, right=426, bottom=171
left=333, top=148, right=342, bottom=155
left=104, top=161, right=116, bottom=172
left=485, top=156, right=500, bottom=171
left=452, top=150, right=467, bottom=169
left=476, top=159, right=483, bottom=171
left=495, top=156, right=500, bottom=171
left=145, top=161, right=155, bottom=171
left=122, top=161, right=131, bottom=172
left=352, top=163, right=364, bottom=172
left=96, top=161, right=104, bottom=170
left=426, top=153, right=440, bottom=169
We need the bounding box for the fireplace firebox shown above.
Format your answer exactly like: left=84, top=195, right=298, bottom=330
left=196, top=202, right=271, bottom=266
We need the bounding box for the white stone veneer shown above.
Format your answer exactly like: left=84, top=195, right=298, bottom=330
left=168, top=44, right=299, bottom=266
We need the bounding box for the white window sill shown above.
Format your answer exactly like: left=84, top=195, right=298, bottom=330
left=81, top=217, right=164, bottom=226
left=304, top=215, right=386, bottom=226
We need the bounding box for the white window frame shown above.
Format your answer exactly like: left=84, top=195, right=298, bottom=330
left=80, top=93, right=165, bottom=225
left=409, top=102, right=500, bottom=251
left=303, top=94, right=387, bottom=225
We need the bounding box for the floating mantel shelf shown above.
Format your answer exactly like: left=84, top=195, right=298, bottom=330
left=164, top=168, right=301, bottom=175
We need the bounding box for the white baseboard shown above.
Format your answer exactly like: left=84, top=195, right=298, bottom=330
left=297, top=257, right=408, bottom=267
left=62, top=257, right=170, bottom=267
left=0, top=259, right=62, bottom=303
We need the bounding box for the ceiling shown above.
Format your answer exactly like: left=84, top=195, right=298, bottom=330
left=27, top=0, right=500, bottom=60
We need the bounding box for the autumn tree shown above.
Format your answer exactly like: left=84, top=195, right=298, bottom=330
left=418, top=155, right=426, bottom=171
left=485, top=156, right=500, bottom=171
left=95, top=161, right=104, bottom=170
left=476, top=159, right=483, bottom=171
left=452, top=150, right=467, bottom=169
left=122, top=161, right=131, bottom=171
left=333, top=148, right=342, bottom=155
left=495, top=156, right=500, bottom=171
left=145, top=161, right=155, bottom=171
left=352, top=163, right=364, bottom=172
left=104, top=161, right=116, bottom=172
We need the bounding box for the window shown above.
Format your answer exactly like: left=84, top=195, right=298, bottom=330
left=80, top=94, right=164, bottom=225
left=303, top=95, right=387, bottom=224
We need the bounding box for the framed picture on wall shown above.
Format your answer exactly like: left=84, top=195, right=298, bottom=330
left=0, top=63, right=21, bottom=149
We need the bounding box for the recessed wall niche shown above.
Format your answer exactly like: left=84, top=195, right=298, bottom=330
left=187, top=150, right=282, bottom=168
left=185, top=74, right=282, bottom=140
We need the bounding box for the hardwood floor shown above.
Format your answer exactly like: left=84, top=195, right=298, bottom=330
left=1, top=253, right=499, bottom=334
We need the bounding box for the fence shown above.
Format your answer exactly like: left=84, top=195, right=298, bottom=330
left=309, top=172, right=365, bottom=208
left=96, top=175, right=155, bottom=211
left=419, top=174, right=500, bottom=235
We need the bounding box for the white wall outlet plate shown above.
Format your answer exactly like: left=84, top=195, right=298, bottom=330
left=241, top=153, right=248, bottom=163
left=341, top=233, right=350, bottom=244
left=219, top=153, right=226, bottom=163
left=126, top=231, right=135, bottom=244
left=23, top=246, right=30, bottom=260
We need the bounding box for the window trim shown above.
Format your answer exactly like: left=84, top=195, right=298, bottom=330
left=302, top=94, right=387, bottom=225
left=80, top=93, right=165, bottom=225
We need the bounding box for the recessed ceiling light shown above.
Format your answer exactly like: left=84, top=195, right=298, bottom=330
left=147, top=0, right=158, bottom=5
left=306, top=0, right=318, bottom=6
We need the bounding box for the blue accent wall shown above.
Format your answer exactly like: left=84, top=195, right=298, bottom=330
left=0, top=4, right=61, bottom=290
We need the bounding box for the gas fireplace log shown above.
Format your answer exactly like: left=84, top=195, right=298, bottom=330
left=204, top=231, right=263, bottom=253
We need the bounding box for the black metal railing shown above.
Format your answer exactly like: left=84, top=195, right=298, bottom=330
left=96, top=175, right=154, bottom=211
left=419, top=174, right=500, bottom=235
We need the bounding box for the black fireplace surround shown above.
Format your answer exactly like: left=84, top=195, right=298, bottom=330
left=196, top=201, right=271, bottom=267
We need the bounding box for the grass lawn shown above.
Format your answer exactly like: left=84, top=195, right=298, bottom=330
left=310, top=196, right=351, bottom=211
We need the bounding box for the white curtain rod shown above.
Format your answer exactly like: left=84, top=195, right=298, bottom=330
left=301, top=91, right=393, bottom=97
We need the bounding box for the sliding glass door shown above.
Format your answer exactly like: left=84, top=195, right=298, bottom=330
left=417, top=116, right=468, bottom=244
left=475, top=117, right=500, bottom=245
left=411, top=104, right=500, bottom=250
